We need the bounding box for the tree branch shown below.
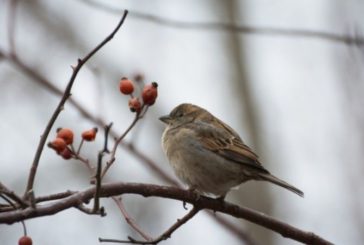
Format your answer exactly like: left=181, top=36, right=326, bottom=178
left=102, top=111, right=143, bottom=179
left=99, top=206, right=200, bottom=244
left=80, top=0, right=364, bottom=47
left=111, top=197, right=153, bottom=242
left=0, top=182, right=28, bottom=208
left=23, top=10, right=129, bottom=197
left=0, top=183, right=333, bottom=245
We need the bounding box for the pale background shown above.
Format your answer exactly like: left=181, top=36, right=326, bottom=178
left=0, top=0, right=363, bottom=244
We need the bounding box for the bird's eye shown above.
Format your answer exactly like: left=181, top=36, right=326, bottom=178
left=176, top=111, right=183, bottom=118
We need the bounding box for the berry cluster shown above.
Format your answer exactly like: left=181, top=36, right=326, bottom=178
left=48, top=127, right=98, bottom=159
left=119, top=77, right=158, bottom=113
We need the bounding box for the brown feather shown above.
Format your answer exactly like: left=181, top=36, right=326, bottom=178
left=191, top=117, right=269, bottom=173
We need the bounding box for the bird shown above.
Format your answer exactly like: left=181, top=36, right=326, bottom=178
left=159, top=103, right=304, bottom=199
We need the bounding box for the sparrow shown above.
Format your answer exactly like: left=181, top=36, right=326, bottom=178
left=159, top=103, right=303, bottom=199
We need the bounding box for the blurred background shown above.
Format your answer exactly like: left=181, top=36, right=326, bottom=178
left=1, top=0, right=364, bottom=244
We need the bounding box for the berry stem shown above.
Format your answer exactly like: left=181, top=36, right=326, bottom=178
left=76, top=139, right=84, bottom=155
left=101, top=108, right=144, bottom=178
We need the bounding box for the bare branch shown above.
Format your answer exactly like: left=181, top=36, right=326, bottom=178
left=112, top=197, right=153, bottom=242
left=99, top=206, right=200, bottom=244
left=102, top=104, right=150, bottom=179
left=0, top=183, right=333, bottom=245
left=0, top=182, right=28, bottom=208
left=75, top=204, right=105, bottom=216
left=35, top=190, right=76, bottom=203
left=0, top=193, right=27, bottom=236
left=93, top=123, right=114, bottom=212
left=102, top=112, right=141, bottom=178
left=23, top=10, right=129, bottom=197
left=80, top=0, right=364, bottom=47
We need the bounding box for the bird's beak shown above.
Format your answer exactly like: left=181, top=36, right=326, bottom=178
left=159, top=115, right=172, bottom=124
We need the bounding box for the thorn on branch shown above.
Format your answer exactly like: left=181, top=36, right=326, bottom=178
left=182, top=201, right=187, bottom=210
left=103, top=122, right=113, bottom=153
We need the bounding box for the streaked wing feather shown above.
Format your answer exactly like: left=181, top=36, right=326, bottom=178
left=195, top=120, right=269, bottom=173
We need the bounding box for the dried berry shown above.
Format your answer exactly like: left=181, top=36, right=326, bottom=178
left=128, top=97, right=142, bottom=113
left=48, top=138, right=67, bottom=153
left=18, top=236, right=32, bottom=245
left=142, top=82, right=158, bottom=105
left=82, top=128, right=98, bottom=141
left=56, top=128, right=74, bottom=145
left=119, top=77, right=134, bottom=95
left=60, top=148, right=73, bottom=160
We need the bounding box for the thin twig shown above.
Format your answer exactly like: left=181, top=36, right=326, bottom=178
left=103, top=123, right=113, bottom=153
left=35, top=190, right=76, bottom=203
left=112, top=197, right=153, bottom=242
left=80, top=0, right=364, bottom=47
left=0, top=182, right=28, bottom=208
left=93, top=151, right=103, bottom=212
left=0, top=183, right=333, bottom=245
left=99, top=206, right=200, bottom=244
left=74, top=154, right=95, bottom=173
left=93, top=123, right=114, bottom=212
left=74, top=122, right=152, bottom=240
left=0, top=193, right=27, bottom=236
left=76, top=203, right=104, bottom=216
left=23, top=10, right=129, bottom=197
left=101, top=108, right=145, bottom=179
left=76, top=139, right=85, bottom=155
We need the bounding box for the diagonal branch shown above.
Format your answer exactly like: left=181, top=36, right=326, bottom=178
left=0, top=182, right=28, bottom=208
left=99, top=206, right=200, bottom=244
left=112, top=197, right=153, bottom=242
left=0, top=183, right=333, bottom=245
left=23, top=10, right=129, bottom=197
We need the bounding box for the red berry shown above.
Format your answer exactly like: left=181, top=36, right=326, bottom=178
left=18, top=236, right=32, bottom=245
left=82, top=128, right=98, bottom=141
left=59, top=148, right=73, bottom=160
left=142, top=82, right=158, bottom=105
left=128, top=97, right=142, bottom=113
left=119, top=77, right=134, bottom=95
left=48, top=138, right=67, bottom=153
left=56, top=128, right=74, bottom=145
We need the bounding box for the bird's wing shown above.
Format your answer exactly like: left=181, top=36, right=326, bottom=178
left=193, top=120, right=269, bottom=173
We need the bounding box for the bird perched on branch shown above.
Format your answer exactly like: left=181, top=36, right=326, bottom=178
left=160, top=103, right=303, bottom=199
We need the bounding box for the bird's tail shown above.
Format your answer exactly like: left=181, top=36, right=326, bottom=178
left=259, top=173, right=304, bottom=197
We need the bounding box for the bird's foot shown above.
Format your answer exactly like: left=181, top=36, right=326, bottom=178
left=216, top=194, right=226, bottom=202
left=188, top=187, right=201, bottom=201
